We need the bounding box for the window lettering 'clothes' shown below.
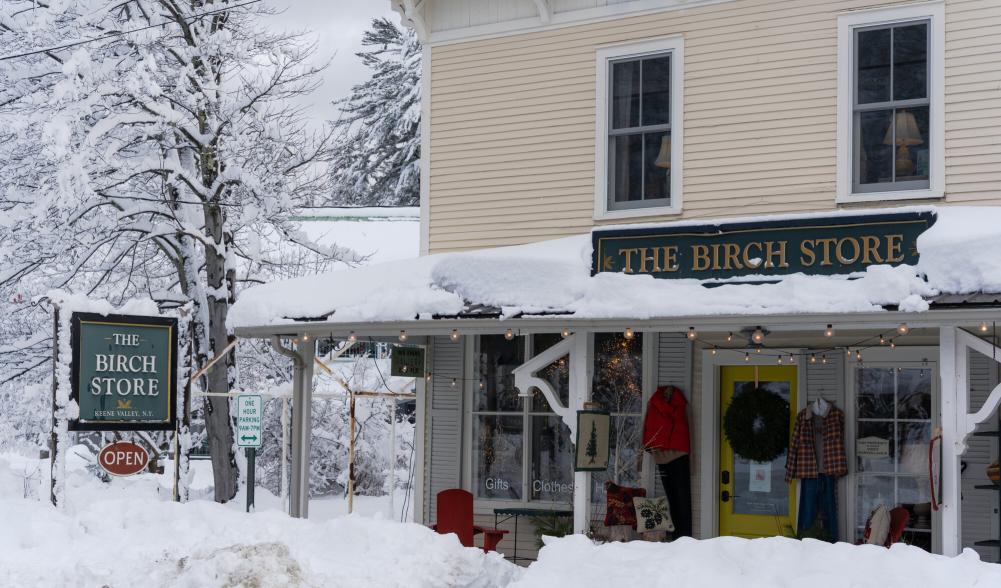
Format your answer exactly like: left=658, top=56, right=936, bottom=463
left=785, top=406, right=848, bottom=483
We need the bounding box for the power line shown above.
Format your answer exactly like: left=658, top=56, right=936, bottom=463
left=0, top=0, right=262, bottom=62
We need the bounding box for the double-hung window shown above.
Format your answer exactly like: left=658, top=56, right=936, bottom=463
left=596, top=38, right=683, bottom=219
left=838, top=3, right=944, bottom=202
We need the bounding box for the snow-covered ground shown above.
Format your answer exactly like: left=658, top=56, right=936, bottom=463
left=2, top=450, right=1000, bottom=587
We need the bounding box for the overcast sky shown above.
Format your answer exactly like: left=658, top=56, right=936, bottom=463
left=268, top=0, right=399, bottom=130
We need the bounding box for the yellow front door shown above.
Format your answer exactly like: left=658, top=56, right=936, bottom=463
left=719, top=365, right=798, bottom=539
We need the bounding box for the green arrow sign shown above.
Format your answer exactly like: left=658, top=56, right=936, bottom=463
left=236, top=395, right=263, bottom=448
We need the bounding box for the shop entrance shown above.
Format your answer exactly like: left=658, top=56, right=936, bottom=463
left=719, top=365, right=798, bottom=538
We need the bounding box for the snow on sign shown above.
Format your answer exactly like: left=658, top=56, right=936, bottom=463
left=236, top=394, right=263, bottom=448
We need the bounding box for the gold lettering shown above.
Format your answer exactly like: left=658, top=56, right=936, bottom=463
left=836, top=237, right=861, bottom=265
left=710, top=244, right=723, bottom=270
left=620, top=248, right=639, bottom=274
left=886, top=234, right=904, bottom=263
left=861, top=235, right=884, bottom=265
left=692, top=245, right=711, bottom=272
left=764, top=241, right=789, bottom=269
left=800, top=240, right=817, bottom=267
left=637, top=247, right=660, bottom=273
left=814, top=238, right=837, bottom=266
left=662, top=246, right=680, bottom=272
left=742, top=242, right=763, bottom=269
left=724, top=243, right=743, bottom=271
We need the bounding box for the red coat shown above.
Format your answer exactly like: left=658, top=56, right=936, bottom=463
left=642, top=385, right=690, bottom=454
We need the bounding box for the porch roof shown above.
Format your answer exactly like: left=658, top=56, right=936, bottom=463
left=229, top=206, right=1001, bottom=337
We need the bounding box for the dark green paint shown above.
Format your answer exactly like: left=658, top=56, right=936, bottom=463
left=391, top=346, right=425, bottom=377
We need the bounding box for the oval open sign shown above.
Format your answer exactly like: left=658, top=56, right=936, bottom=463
left=98, top=441, right=150, bottom=476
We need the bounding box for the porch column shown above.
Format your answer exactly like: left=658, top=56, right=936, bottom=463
left=939, top=327, right=963, bottom=556
left=570, top=333, right=590, bottom=534
left=274, top=336, right=316, bottom=519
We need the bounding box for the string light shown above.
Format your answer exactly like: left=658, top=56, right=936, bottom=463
left=348, top=331, right=357, bottom=343
left=755, top=347, right=762, bottom=354
left=562, top=327, right=571, bottom=338
left=846, top=348, right=853, bottom=357
left=777, top=356, right=783, bottom=365
left=879, top=334, right=886, bottom=345
left=451, top=378, right=457, bottom=387
left=980, top=322, right=990, bottom=333
left=399, top=330, right=408, bottom=342
left=401, top=365, right=408, bottom=374
left=479, top=380, right=485, bottom=390
left=890, top=341, right=896, bottom=350
left=788, top=354, right=796, bottom=364
left=821, top=354, right=828, bottom=364
left=751, top=326, right=765, bottom=344
left=856, top=350, right=863, bottom=362
left=687, top=327, right=697, bottom=340
left=504, top=328, right=515, bottom=341
left=809, top=354, right=817, bottom=364
left=624, top=327, right=635, bottom=340
left=727, top=332, right=734, bottom=343
left=824, top=324, right=834, bottom=337
left=450, top=329, right=461, bottom=342
left=744, top=352, right=751, bottom=362
left=425, top=372, right=432, bottom=383
left=897, top=323, right=910, bottom=335
left=302, top=334, right=310, bottom=341
left=711, top=346, right=718, bottom=356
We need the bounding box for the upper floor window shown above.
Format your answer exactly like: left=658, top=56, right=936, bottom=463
left=596, top=38, right=683, bottom=219
left=838, top=3, right=944, bottom=203
left=854, top=21, right=930, bottom=193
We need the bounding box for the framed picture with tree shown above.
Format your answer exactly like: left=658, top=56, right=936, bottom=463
left=575, top=409, right=611, bottom=471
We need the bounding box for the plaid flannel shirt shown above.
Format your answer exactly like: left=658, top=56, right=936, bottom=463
left=784, top=405, right=847, bottom=483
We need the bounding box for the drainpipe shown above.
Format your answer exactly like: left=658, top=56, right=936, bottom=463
left=271, top=335, right=316, bottom=518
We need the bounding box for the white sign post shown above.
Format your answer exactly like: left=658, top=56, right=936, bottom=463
left=237, top=394, right=263, bottom=512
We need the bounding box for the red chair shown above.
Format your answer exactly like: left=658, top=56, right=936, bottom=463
left=432, top=489, right=508, bottom=552
left=887, top=507, right=910, bottom=545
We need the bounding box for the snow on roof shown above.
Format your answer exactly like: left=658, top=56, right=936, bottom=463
left=228, top=206, right=1001, bottom=329
left=294, top=206, right=419, bottom=265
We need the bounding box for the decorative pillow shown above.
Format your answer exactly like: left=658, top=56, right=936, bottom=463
left=604, top=482, right=646, bottom=527
left=633, top=496, right=675, bottom=533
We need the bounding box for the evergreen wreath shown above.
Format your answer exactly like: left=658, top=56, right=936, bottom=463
left=723, top=387, right=790, bottom=463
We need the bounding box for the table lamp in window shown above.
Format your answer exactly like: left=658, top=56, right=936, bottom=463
left=883, top=110, right=923, bottom=177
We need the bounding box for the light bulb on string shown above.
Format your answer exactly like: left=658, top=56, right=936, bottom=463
left=809, top=354, right=817, bottom=364
left=879, top=334, right=886, bottom=345
left=824, top=324, right=834, bottom=338
left=846, top=348, right=852, bottom=357
left=450, top=329, right=461, bottom=342
left=980, top=322, right=990, bottom=333
left=450, top=378, right=457, bottom=387
left=348, top=331, right=357, bottom=343
left=821, top=354, right=828, bottom=365
left=755, top=347, right=762, bottom=354
left=302, top=334, right=309, bottom=341
left=777, top=356, right=783, bottom=365
left=788, top=354, right=796, bottom=364
left=751, top=326, right=765, bottom=344
left=624, top=327, right=634, bottom=340
left=479, top=380, right=485, bottom=390
left=711, top=346, right=718, bottom=356
left=687, top=327, right=697, bottom=340
left=399, top=330, right=408, bottom=342
left=504, top=328, right=515, bottom=341
left=561, top=327, right=571, bottom=338
left=727, top=332, right=734, bottom=343
left=897, top=323, right=910, bottom=335
left=744, top=352, right=750, bottom=362
left=890, top=341, right=896, bottom=350
left=856, top=350, right=862, bottom=362
left=425, top=372, right=433, bottom=383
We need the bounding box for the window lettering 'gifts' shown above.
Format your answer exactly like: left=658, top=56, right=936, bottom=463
left=592, top=211, right=935, bottom=280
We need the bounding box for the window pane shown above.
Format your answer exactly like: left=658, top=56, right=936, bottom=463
left=610, top=134, right=644, bottom=202
left=896, top=367, right=931, bottom=419
left=857, top=367, right=895, bottom=418
left=893, top=23, right=928, bottom=101
left=857, top=421, right=894, bottom=473
left=473, top=415, right=524, bottom=500
left=641, top=56, right=671, bottom=126
left=856, top=474, right=895, bottom=539
left=531, top=334, right=570, bottom=412
left=858, top=27, right=891, bottom=104
left=474, top=335, right=524, bottom=412
left=898, top=422, right=931, bottom=475
left=611, top=60, right=640, bottom=130
left=592, top=333, right=643, bottom=415
left=530, top=415, right=574, bottom=503
left=890, top=107, right=930, bottom=182
left=897, top=476, right=932, bottom=527
left=858, top=110, right=894, bottom=186
left=643, top=131, right=672, bottom=202
left=591, top=415, right=645, bottom=504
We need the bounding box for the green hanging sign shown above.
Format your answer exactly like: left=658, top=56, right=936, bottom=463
left=390, top=346, right=425, bottom=377
left=592, top=211, right=936, bottom=281
left=70, top=312, right=177, bottom=432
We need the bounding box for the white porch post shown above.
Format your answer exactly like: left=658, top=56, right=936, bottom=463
left=570, top=333, right=590, bottom=535
left=939, top=326, right=963, bottom=556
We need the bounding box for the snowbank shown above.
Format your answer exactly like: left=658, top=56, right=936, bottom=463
left=511, top=534, right=1001, bottom=588
left=230, top=206, right=1001, bottom=328
left=0, top=453, right=519, bottom=588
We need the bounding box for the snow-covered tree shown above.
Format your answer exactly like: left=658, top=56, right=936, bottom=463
left=0, top=1, right=358, bottom=502
left=328, top=18, right=421, bottom=206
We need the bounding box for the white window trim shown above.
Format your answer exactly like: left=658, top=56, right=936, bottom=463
left=836, top=1, right=945, bottom=204
left=594, top=36, right=684, bottom=221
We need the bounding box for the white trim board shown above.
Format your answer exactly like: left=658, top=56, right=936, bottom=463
left=835, top=1, right=945, bottom=204
left=594, top=36, right=684, bottom=221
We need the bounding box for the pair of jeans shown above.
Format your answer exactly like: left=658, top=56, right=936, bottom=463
left=798, top=474, right=839, bottom=541
left=657, top=455, right=692, bottom=538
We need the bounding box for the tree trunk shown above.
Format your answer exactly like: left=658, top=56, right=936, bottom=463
left=203, top=202, right=239, bottom=502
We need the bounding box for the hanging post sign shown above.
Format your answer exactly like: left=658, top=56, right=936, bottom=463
left=70, top=312, right=177, bottom=431
left=592, top=211, right=936, bottom=281
left=236, top=394, right=263, bottom=448
left=390, top=346, right=425, bottom=377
